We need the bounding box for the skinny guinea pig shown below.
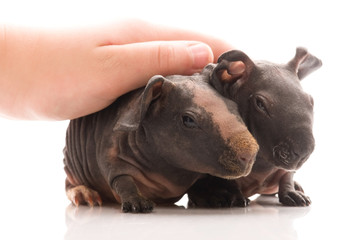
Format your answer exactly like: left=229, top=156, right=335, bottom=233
left=188, top=47, right=322, bottom=207
left=63, top=72, right=259, bottom=213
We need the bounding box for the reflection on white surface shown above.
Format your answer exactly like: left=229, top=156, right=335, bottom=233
left=63, top=196, right=304, bottom=240
left=63, top=195, right=361, bottom=240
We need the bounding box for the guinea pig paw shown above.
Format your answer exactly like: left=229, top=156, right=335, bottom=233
left=121, top=196, right=155, bottom=213
left=188, top=191, right=248, bottom=208
left=232, top=196, right=250, bottom=208
left=66, top=185, right=102, bottom=207
left=208, top=193, right=234, bottom=208
left=188, top=191, right=231, bottom=208
left=279, top=190, right=311, bottom=207
left=208, top=192, right=250, bottom=208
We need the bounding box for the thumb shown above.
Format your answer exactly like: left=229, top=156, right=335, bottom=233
left=99, top=41, right=214, bottom=95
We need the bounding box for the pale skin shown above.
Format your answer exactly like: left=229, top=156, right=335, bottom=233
left=0, top=20, right=233, bottom=120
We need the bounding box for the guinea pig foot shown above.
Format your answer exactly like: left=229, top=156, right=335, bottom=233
left=210, top=192, right=250, bottom=208
left=279, top=190, right=311, bottom=207
left=66, top=185, right=102, bottom=207
left=188, top=177, right=249, bottom=208
left=188, top=190, right=249, bottom=208
left=231, top=196, right=250, bottom=207
left=121, top=196, right=155, bottom=213
left=294, top=181, right=305, bottom=193
left=187, top=190, right=228, bottom=208
left=206, top=193, right=234, bottom=208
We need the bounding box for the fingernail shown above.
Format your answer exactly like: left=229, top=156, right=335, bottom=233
left=188, top=43, right=214, bottom=70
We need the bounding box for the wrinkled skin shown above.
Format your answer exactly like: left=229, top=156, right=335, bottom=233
left=63, top=71, right=259, bottom=213
left=188, top=48, right=322, bottom=207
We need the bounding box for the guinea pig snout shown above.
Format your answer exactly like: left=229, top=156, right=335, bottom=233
left=273, top=135, right=315, bottom=170
left=273, top=142, right=292, bottom=165
left=218, top=131, right=259, bottom=178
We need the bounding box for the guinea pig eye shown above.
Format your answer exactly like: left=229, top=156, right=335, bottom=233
left=182, top=115, right=199, bottom=129
left=256, top=98, right=266, bottom=111
left=254, top=96, right=270, bottom=116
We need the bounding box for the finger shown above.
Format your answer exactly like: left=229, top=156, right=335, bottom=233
left=96, top=19, right=233, bottom=61
left=96, top=40, right=214, bottom=97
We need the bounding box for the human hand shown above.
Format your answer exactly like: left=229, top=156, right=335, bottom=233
left=0, top=20, right=234, bottom=120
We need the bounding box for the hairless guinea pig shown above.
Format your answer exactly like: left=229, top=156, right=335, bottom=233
left=188, top=47, right=322, bottom=207
left=63, top=73, right=259, bottom=213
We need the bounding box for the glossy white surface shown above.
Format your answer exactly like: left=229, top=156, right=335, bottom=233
left=2, top=190, right=361, bottom=240
left=63, top=195, right=361, bottom=240
left=64, top=197, right=308, bottom=240
left=1, top=1, right=360, bottom=240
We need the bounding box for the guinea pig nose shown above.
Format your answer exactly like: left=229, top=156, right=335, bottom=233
left=238, top=153, right=254, bottom=162
left=273, top=142, right=291, bottom=161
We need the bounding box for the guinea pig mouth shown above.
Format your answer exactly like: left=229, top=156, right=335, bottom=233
left=218, top=135, right=259, bottom=178
left=218, top=154, right=254, bottom=179
left=218, top=145, right=258, bottom=178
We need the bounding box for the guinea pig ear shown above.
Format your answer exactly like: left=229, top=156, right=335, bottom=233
left=210, top=50, right=255, bottom=95
left=113, top=75, right=165, bottom=131
left=288, top=47, right=322, bottom=80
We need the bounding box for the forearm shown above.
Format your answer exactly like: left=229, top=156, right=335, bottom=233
left=1, top=26, right=58, bottom=119
left=0, top=26, right=96, bottom=120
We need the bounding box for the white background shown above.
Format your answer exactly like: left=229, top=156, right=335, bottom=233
left=0, top=0, right=360, bottom=239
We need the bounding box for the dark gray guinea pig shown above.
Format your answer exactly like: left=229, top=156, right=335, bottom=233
left=63, top=71, right=259, bottom=213
left=188, top=47, right=322, bottom=207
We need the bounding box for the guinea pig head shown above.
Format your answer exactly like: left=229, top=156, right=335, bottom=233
left=210, top=48, right=322, bottom=171
left=114, top=75, right=259, bottom=179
